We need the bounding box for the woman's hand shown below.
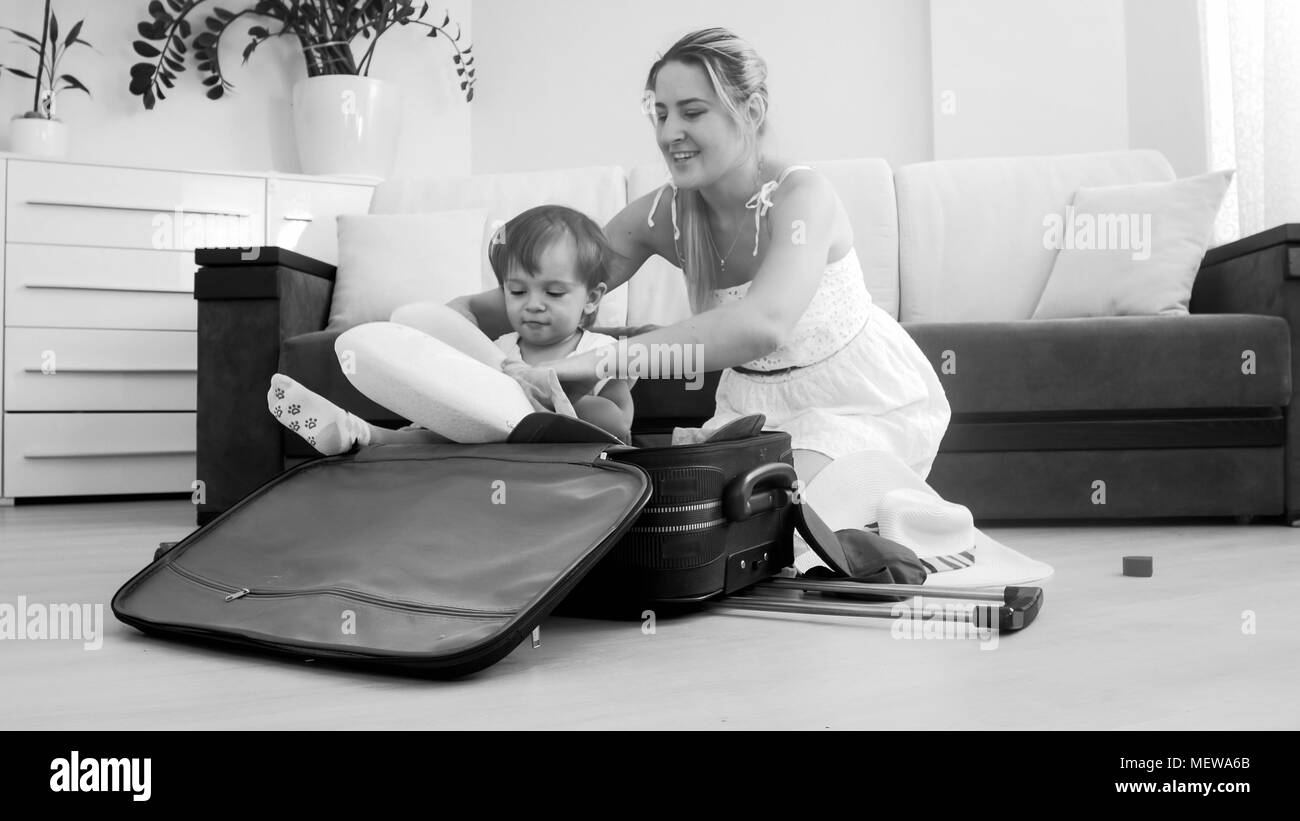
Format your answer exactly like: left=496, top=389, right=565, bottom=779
left=500, top=359, right=577, bottom=417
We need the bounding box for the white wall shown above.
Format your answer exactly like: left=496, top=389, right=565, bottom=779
left=930, top=0, right=1130, bottom=160
left=1125, top=0, right=1208, bottom=177
left=471, top=0, right=934, bottom=174
left=0, top=0, right=471, bottom=178
left=0, top=0, right=1211, bottom=180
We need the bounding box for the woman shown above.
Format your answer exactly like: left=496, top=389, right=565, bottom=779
left=448, top=27, right=951, bottom=573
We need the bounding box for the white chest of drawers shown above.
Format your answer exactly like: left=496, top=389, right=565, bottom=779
left=0, top=155, right=374, bottom=500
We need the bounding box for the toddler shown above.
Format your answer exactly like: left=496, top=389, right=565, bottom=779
left=267, top=204, right=635, bottom=453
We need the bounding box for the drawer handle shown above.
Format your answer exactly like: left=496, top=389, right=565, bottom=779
left=281, top=215, right=314, bottom=222
left=24, top=449, right=196, bottom=460
left=24, top=283, right=193, bottom=295
left=25, top=199, right=254, bottom=218
left=22, top=367, right=196, bottom=374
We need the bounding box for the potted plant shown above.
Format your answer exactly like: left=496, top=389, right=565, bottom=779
left=129, top=1, right=475, bottom=179
left=2, top=0, right=93, bottom=158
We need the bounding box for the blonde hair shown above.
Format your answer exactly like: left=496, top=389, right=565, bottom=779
left=645, top=28, right=769, bottom=312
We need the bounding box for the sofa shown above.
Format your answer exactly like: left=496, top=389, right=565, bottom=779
left=192, top=150, right=1297, bottom=528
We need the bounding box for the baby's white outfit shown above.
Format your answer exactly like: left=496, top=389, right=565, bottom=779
left=495, top=329, right=621, bottom=397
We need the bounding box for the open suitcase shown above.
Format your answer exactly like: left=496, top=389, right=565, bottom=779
left=113, top=413, right=1041, bottom=678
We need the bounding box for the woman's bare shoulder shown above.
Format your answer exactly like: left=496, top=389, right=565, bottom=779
left=607, top=183, right=679, bottom=262
left=766, top=164, right=839, bottom=221
left=765, top=163, right=854, bottom=252
left=770, top=162, right=834, bottom=199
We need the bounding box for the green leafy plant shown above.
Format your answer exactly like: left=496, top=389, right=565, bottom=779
left=129, top=0, right=475, bottom=110
left=1, top=0, right=94, bottom=119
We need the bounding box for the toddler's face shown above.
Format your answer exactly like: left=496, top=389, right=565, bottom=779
left=502, top=234, right=603, bottom=348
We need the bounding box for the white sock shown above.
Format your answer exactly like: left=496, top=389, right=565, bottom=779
left=267, top=374, right=371, bottom=456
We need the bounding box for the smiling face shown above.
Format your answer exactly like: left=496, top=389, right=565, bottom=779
left=502, top=232, right=604, bottom=348
left=651, top=60, right=752, bottom=189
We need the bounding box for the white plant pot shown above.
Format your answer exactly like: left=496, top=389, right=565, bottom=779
left=291, top=76, right=402, bottom=181
left=10, top=116, right=68, bottom=158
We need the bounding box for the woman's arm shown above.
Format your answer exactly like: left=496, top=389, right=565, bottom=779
left=544, top=174, right=840, bottom=384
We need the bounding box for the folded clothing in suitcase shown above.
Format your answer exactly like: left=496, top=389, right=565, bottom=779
left=112, top=417, right=801, bottom=677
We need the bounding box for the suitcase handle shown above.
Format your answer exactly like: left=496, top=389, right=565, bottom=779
left=723, top=462, right=798, bottom=521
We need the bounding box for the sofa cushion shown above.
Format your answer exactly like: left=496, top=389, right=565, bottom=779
left=904, top=314, right=1290, bottom=414
left=1033, top=170, right=1234, bottom=319
left=625, top=158, right=901, bottom=322
left=895, top=149, right=1176, bottom=322
left=326, top=210, right=486, bottom=331
left=368, top=165, right=629, bottom=326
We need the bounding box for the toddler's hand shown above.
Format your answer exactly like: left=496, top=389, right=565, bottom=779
left=500, top=359, right=577, bottom=418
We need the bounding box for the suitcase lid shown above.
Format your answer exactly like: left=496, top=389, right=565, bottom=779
left=113, top=432, right=651, bottom=677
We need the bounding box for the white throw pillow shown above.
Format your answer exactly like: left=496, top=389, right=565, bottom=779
left=326, top=210, right=487, bottom=331
left=1032, top=170, right=1234, bottom=319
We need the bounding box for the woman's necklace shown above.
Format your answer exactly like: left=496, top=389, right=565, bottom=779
left=706, top=167, right=766, bottom=274
left=706, top=214, right=745, bottom=273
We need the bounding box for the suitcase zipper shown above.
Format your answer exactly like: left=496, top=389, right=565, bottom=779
left=166, top=563, right=514, bottom=619
left=641, top=500, right=721, bottom=514
left=630, top=518, right=727, bottom=534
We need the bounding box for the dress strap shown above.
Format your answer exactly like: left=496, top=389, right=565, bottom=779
left=744, top=165, right=814, bottom=256
left=647, top=182, right=680, bottom=243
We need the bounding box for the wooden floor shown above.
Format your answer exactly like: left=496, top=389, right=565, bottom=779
left=1, top=499, right=1297, bottom=730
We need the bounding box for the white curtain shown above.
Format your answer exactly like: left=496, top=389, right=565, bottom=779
left=1201, top=0, right=1300, bottom=243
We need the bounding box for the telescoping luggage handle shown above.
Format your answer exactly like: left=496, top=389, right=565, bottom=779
left=715, top=460, right=1044, bottom=632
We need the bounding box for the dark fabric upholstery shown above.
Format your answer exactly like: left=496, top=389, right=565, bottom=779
left=927, top=447, right=1284, bottom=519
left=903, top=314, right=1290, bottom=413
left=942, top=413, right=1284, bottom=451
left=629, top=371, right=721, bottom=429
left=1193, top=245, right=1300, bottom=521
left=279, top=329, right=406, bottom=424
left=195, top=231, right=1300, bottom=524
left=195, top=266, right=333, bottom=522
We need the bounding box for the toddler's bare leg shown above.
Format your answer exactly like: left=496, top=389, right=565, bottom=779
left=573, top=395, right=630, bottom=443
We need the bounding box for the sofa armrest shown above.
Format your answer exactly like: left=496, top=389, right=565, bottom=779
left=1193, top=225, right=1300, bottom=314
left=1192, top=224, right=1300, bottom=523
left=193, top=246, right=336, bottom=525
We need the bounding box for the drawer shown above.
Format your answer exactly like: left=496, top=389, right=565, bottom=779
left=6, top=160, right=265, bottom=250
left=4, top=412, right=195, bottom=497
left=267, top=178, right=375, bottom=265
left=5, top=245, right=196, bottom=330
left=5, top=328, right=195, bottom=411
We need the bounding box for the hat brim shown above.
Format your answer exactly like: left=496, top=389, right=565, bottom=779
left=803, top=449, right=1053, bottom=588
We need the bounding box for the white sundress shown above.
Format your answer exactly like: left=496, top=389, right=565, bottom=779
left=656, top=166, right=952, bottom=479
